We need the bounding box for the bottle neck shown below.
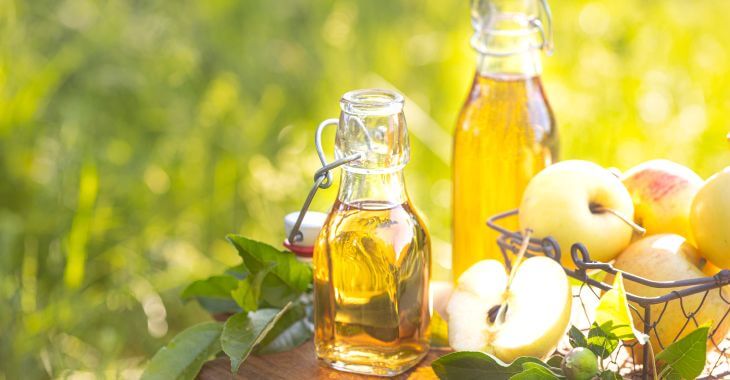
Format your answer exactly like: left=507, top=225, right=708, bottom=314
left=337, top=168, right=407, bottom=206
left=476, top=48, right=542, bottom=79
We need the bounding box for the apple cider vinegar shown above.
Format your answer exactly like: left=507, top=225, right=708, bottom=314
left=314, top=200, right=430, bottom=375
left=313, top=89, right=431, bottom=376
left=452, top=0, right=559, bottom=279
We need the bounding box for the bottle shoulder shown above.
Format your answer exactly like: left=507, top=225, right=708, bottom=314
left=455, top=74, right=555, bottom=134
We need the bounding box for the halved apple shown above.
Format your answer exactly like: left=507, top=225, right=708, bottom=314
left=447, top=257, right=572, bottom=362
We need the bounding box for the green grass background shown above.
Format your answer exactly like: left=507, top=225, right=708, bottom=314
left=1, top=0, right=730, bottom=377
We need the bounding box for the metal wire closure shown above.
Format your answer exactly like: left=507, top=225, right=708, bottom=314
left=470, top=0, right=554, bottom=57
left=286, top=118, right=372, bottom=245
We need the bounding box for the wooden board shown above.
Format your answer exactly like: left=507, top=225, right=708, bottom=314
left=198, top=341, right=445, bottom=380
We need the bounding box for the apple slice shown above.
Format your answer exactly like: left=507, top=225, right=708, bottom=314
left=447, top=257, right=572, bottom=362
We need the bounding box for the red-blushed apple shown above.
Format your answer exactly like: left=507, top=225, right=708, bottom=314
left=519, top=160, right=637, bottom=268
left=691, top=167, right=730, bottom=269
left=621, top=159, right=703, bottom=241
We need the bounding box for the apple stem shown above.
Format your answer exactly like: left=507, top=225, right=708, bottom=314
left=591, top=205, right=647, bottom=236
left=493, top=229, right=533, bottom=325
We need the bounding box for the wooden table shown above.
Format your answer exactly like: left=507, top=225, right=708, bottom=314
left=198, top=341, right=444, bottom=380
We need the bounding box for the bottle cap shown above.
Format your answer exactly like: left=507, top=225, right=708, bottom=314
left=283, top=211, right=327, bottom=259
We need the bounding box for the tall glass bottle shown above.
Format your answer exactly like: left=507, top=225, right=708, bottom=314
left=452, top=0, right=559, bottom=279
left=314, top=89, right=431, bottom=376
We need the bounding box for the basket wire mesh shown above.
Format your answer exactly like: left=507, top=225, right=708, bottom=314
left=487, top=209, right=730, bottom=379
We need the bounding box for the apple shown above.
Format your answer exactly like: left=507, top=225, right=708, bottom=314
left=430, top=281, right=453, bottom=320
left=447, top=257, right=572, bottom=362
left=519, top=160, right=637, bottom=268
left=612, top=234, right=730, bottom=358
left=691, top=167, right=730, bottom=269
left=562, top=347, right=599, bottom=380
left=621, top=159, right=703, bottom=240
left=702, top=261, right=723, bottom=277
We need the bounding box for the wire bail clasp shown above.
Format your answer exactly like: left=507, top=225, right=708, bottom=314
left=286, top=118, right=371, bottom=245
left=470, top=0, right=554, bottom=57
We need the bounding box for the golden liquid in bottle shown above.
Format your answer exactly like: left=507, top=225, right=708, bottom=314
left=452, top=73, right=557, bottom=279
left=314, top=199, right=431, bottom=376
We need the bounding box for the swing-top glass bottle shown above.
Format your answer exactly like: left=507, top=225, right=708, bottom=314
left=313, top=89, right=431, bottom=376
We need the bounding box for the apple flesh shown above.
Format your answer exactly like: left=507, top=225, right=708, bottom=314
left=691, top=167, right=730, bottom=269
left=621, top=159, right=702, bottom=241
left=430, top=280, right=453, bottom=320
left=447, top=257, right=572, bottom=363
left=612, top=234, right=730, bottom=359
left=519, top=160, right=635, bottom=268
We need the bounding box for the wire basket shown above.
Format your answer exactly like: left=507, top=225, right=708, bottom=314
left=487, top=209, right=730, bottom=380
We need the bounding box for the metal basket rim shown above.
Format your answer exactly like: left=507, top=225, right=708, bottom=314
left=486, top=209, right=730, bottom=307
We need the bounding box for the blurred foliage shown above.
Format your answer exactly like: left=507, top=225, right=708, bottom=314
left=1, top=0, right=730, bottom=378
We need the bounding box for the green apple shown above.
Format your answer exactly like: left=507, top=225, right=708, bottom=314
left=562, top=347, right=599, bottom=380
left=621, top=159, right=703, bottom=241
left=691, top=167, right=730, bottom=268
left=612, top=234, right=730, bottom=360
left=447, top=257, right=572, bottom=362
left=519, top=160, right=636, bottom=268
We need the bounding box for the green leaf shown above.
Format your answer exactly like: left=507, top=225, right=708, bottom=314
left=598, top=370, right=621, bottom=380
left=141, top=322, right=223, bottom=380
left=587, top=322, right=620, bottom=359
left=182, top=275, right=239, bottom=300
left=655, top=324, right=709, bottom=380
left=546, top=355, right=563, bottom=369
left=230, top=262, right=274, bottom=312
left=181, top=274, right=242, bottom=314
left=432, top=351, right=557, bottom=380
left=220, top=303, right=292, bottom=373
left=226, top=235, right=312, bottom=306
left=509, top=363, right=560, bottom=380
left=594, top=272, right=649, bottom=345
left=255, top=302, right=313, bottom=354
left=568, top=325, right=588, bottom=349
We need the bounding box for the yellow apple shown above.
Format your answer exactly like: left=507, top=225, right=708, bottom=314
left=691, top=167, right=730, bottom=269
left=519, top=160, right=635, bottom=268
left=612, top=234, right=730, bottom=358
left=621, top=159, right=703, bottom=240
left=447, top=257, right=572, bottom=362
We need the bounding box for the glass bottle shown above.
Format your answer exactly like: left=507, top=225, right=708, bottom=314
left=452, top=0, right=559, bottom=279
left=313, top=89, right=431, bottom=376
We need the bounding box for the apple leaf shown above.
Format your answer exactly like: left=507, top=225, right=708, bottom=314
left=180, top=274, right=241, bottom=314
left=655, top=324, right=709, bottom=380
left=509, top=362, right=560, bottom=380
left=546, top=355, right=563, bottom=368
left=254, top=301, right=312, bottom=354
left=230, top=262, right=275, bottom=312
left=431, top=351, right=561, bottom=380
left=587, top=322, right=620, bottom=359
left=226, top=235, right=312, bottom=307
left=568, top=325, right=588, bottom=349
left=141, top=322, right=223, bottom=380
left=181, top=275, right=239, bottom=300
left=598, top=370, right=621, bottom=380
left=220, top=304, right=292, bottom=373
left=594, top=272, right=649, bottom=345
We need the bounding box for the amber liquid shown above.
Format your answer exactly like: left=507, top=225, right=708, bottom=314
left=314, top=199, right=431, bottom=376
left=452, top=73, right=557, bottom=279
